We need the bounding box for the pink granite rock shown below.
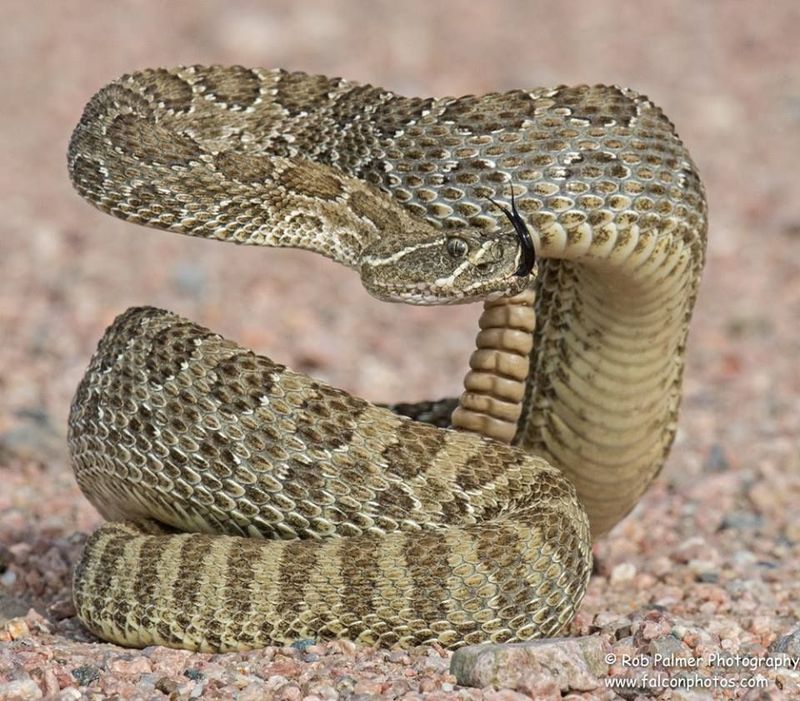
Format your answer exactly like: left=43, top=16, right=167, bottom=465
left=450, top=636, right=610, bottom=692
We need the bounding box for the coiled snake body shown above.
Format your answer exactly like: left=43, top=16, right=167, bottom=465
left=66, top=67, right=706, bottom=651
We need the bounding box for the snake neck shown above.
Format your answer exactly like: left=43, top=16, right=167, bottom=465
left=516, top=218, right=707, bottom=538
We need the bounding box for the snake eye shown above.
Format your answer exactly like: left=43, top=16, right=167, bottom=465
left=446, top=236, right=469, bottom=259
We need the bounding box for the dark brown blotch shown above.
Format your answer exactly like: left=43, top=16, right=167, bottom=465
left=454, top=443, right=519, bottom=493
left=194, top=65, right=262, bottom=110
left=107, top=113, right=202, bottom=168
left=551, top=85, right=639, bottom=128
left=382, top=421, right=447, bottom=481
left=372, top=96, right=435, bottom=137
left=214, top=151, right=276, bottom=184
left=338, top=536, right=380, bottom=620
left=348, top=190, right=401, bottom=232
left=79, top=82, right=151, bottom=128
left=293, top=384, right=368, bottom=449
left=209, top=353, right=279, bottom=413
left=131, top=69, right=194, bottom=113
left=403, top=532, right=452, bottom=623
left=275, top=540, right=319, bottom=615
left=273, top=70, right=342, bottom=116
left=441, top=90, right=537, bottom=134
left=144, top=322, right=214, bottom=388
left=279, top=160, right=344, bottom=200
left=68, top=155, right=106, bottom=201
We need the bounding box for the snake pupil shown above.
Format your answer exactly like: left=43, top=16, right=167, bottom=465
left=446, top=236, right=469, bottom=259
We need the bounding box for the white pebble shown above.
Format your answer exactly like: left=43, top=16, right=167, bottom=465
left=610, top=563, right=637, bottom=583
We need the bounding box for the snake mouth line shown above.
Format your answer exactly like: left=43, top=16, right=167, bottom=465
left=367, top=278, right=530, bottom=304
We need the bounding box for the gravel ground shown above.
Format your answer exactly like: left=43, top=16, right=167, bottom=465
left=1, top=1, right=799, bottom=699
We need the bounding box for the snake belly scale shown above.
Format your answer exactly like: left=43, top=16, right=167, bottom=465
left=66, top=66, right=707, bottom=651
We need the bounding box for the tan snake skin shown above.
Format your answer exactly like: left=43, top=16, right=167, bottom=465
left=66, top=66, right=707, bottom=652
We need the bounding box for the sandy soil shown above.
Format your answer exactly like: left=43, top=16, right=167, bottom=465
left=1, top=1, right=799, bottom=699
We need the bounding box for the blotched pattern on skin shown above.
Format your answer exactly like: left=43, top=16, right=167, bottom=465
left=67, top=67, right=706, bottom=651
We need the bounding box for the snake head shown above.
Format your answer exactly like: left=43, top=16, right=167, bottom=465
left=360, top=222, right=537, bottom=304
left=360, top=191, right=537, bottom=304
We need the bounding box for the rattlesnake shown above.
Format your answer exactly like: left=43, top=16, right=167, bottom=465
left=66, top=66, right=707, bottom=652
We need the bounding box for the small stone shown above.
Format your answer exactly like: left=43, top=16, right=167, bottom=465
left=0, top=679, right=43, bottom=701
left=672, top=624, right=688, bottom=640
left=71, top=665, right=101, bottom=686
left=674, top=536, right=710, bottom=562
left=353, top=679, right=386, bottom=695
left=328, top=638, right=357, bottom=655
left=56, top=689, right=82, bottom=701
left=37, top=668, right=60, bottom=697
left=276, top=683, right=302, bottom=700
left=610, top=562, right=636, bottom=583
left=305, top=683, right=338, bottom=700
left=593, top=614, right=632, bottom=640
left=290, top=638, right=316, bottom=651
left=46, top=596, right=76, bottom=620
left=641, top=620, right=667, bottom=640
left=635, top=611, right=673, bottom=643
left=689, top=559, right=719, bottom=583
left=750, top=616, right=774, bottom=637
left=155, top=677, right=180, bottom=694
left=109, top=657, right=152, bottom=674
left=720, top=510, right=763, bottom=531
left=650, top=556, right=673, bottom=578
left=769, top=626, right=800, bottom=657
left=649, top=634, right=694, bottom=666
left=5, top=617, right=30, bottom=639
left=388, top=649, right=411, bottom=664
left=334, top=675, right=356, bottom=694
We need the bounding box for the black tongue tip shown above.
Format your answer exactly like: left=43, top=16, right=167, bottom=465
left=488, top=194, right=536, bottom=278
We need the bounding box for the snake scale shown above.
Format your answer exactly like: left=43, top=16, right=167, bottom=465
left=66, top=66, right=707, bottom=652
